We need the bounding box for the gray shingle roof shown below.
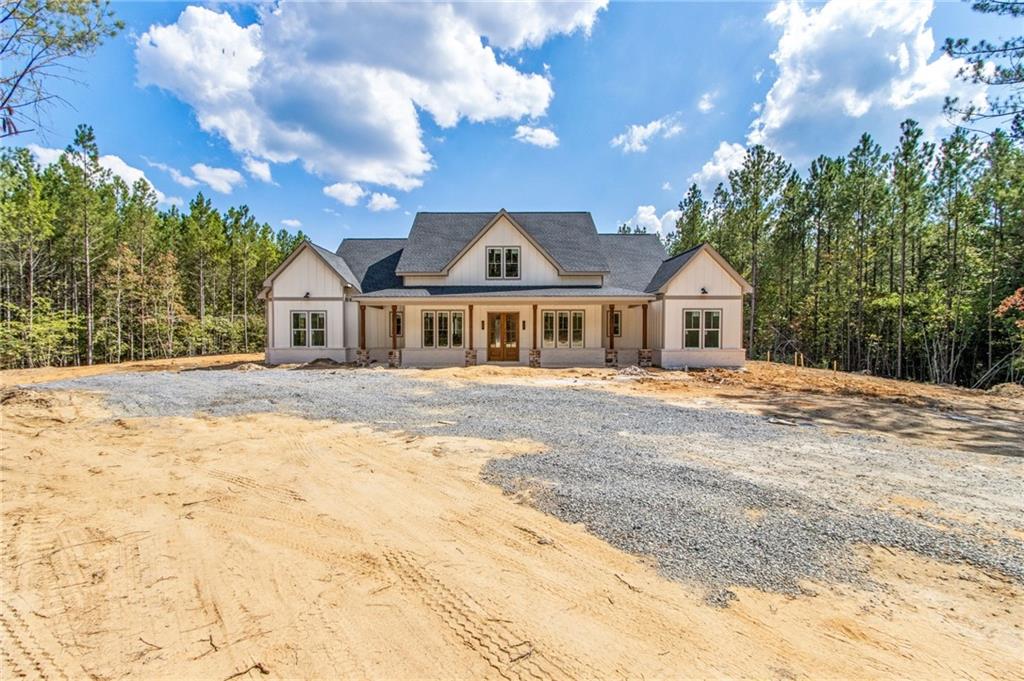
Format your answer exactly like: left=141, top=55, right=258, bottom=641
left=598, top=233, right=667, bottom=291
left=335, top=238, right=406, bottom=293
left=356, top=286, right=653, bottom=299
left=309, top=242, right=360, bottom=289
left=644, top=243, right=703, bottom=293
left=395, top=211, right=610, bottom=274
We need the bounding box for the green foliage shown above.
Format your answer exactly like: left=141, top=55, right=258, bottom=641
left=0, top=129, right=297, bottom=368
left=662, top=121, right=1024, bottom=386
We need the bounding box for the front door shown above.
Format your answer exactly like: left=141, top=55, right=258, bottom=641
left=487, top=312, right=520, bottom=361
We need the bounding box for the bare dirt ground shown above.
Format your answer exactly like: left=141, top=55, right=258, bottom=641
left=0, top=353, right=264, bottom=388
left=2, top=359, right=1022, bottom=680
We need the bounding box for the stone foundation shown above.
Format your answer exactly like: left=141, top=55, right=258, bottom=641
left=529, top=349, right=541, bottom=368
left=356, top=349, right=370, bottom=367
left=604, top=349, right=619, bottom=368
left=638, top=348, right=653, bottom=368
left=387, top=349, right=402, bottom=368
left=464, top=349, right=478, bottom=367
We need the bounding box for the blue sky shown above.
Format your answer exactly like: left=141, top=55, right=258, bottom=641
left=10, top=1, right=1005, bottom=246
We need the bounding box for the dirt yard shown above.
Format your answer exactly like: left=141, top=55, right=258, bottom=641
left=1, top=357, right=1022, bottom=680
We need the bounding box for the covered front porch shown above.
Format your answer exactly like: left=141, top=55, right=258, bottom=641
left=353, top=293, right=655, bottom=369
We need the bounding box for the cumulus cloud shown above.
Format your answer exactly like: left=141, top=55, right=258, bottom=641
left=144, top=158, right=199, bottom=188
left=243, top=156, right=273, bottom=183
left=281, top=218, right=302, bottom=228
left=621, top=205, right=682, bottom=236
left=323, top=182, right=366, bottom=206
left=748, top=0, right=987, bottom=157
left=698, top=91, right=717, bottom=113
left=191, top=163, right=245, bottom=194
left=135, top=3, right=604, bottom=191
left=513, top=124, right=559, bottom=148
left=610, top=113, right=683, bottom=153
left=367, top=192, right=399, bottom=212
left=689, top=141, right=747, bottom=189
left=29, top=145, right=180, bottom=206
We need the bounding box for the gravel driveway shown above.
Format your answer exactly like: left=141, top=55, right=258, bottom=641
left=44, top=367, right=1024, bottom=601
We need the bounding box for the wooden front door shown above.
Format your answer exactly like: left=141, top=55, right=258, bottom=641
left=487, top=312, right=520, bottom=361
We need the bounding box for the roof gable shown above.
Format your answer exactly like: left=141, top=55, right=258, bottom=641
left=396, top=210, right=609, bottom=274
left=645, top=243, right=752, bottom=294
left=260, top=240, right=360, bottom=294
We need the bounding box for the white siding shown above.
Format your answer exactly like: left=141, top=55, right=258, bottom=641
left=270, top=300, right=346, bottom=350
left=272, top=247, right=349, bottom=298
left=402, top=216, right=603, bottom=287
left=662, top=298, right=743, bottom=351
left=662, top=250, right=743, bottom=297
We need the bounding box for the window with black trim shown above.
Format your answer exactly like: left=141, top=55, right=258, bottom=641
left=607, top=310, right=621, bottom=337
left=684, top=309, right=721, bottom=349
left=542, top=310, right=584, bottom=348
left=485, top=246, right=521, bottom=279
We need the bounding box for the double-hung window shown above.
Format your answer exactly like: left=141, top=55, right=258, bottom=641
left=607, top=310, right=622, bottom=337
left=684, top=309, right=720, bottom=349
left=389, top=311, right=403, bottom=337
left=485, top=247, right=521, bottom=279
left=422, top=310, right=464, bottom=348
left=291, top=311, right=326, bottom=348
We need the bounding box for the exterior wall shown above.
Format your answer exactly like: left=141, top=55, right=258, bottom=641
left=662, top=250, right=743, bottom=298
left=268, top=298, right=347, bottom=364
left=655, top=349, right=746, bottom=369
left=662, top=297, right=744, bottom=352
left=402, top=216, right=603, bottom=287
left=539, top=348, right=604, bottom=368
left=272, top=247, right=348, bottom=298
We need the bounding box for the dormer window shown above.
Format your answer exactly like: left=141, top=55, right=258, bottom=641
left=486, top=247, right=520, bottom=279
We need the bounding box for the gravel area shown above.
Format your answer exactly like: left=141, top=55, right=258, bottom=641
left=42, top=368, right=1024, bottom=600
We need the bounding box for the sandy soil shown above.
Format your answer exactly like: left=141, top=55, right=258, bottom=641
left=2, top=387, right=1021, bottom=680
left=0, top=353, right=265, bottom=387
left=412, top=362, right=1024, bottom=457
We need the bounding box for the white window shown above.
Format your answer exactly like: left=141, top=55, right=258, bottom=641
left=485, top=246, right=521, bottom=279
left=422, top=310, right=464, bottom=348
left=389, top=311, right=403, bottom=337
left=684, top=309, right=721, bottom=349
left=543, top=310, right=585, bottom=349
left=291, top=311, right=326, bottom=347
left=542, top=311, right=555, bottom=348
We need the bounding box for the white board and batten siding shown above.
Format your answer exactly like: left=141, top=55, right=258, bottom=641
left=267, top=246, right=351, bottom=364
left=403, top=215, right=602, bottom=287
left=658, top=249, right=747, bottom=368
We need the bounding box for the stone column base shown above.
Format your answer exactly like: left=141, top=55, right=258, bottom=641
left=605, top=349, right=619, bottom=368
left=638, top=348, right=653, bottom=368
left=356, top=349, right=370, bottom=367
left=387, top=349, right=402, bottom=368
left=464, top=349, right=478, bottom=367
left=528, top=349, right=541, bottom=368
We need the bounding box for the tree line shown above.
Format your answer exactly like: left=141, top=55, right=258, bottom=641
left=0, top=125, right=303, bottom=368
left=663, top=121, right=1024, bottom=387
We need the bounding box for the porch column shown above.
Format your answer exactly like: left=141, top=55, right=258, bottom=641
left=642, top=303, right=648, bottom=349
left=468, top=305, right=474, bottom=349
left=532, top=304, right=537, bottom=349
left=608, top=304, right=615, bottom=350
left=359, top=304, right=366, bottom=350
left=391, top=304, right=397, bottom=350
left=466, top=305, right=476, bottom=367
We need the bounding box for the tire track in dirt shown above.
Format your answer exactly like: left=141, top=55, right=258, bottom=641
left=1, top=600, right=74, bottom=680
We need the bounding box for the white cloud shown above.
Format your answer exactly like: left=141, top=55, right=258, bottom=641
left=610, top=113, right=683, bottom=153
left=689, top=141, right=747, bottom=189
left=281, top=218, right=302, bottom=228
left=323, top=182, right=366, bottom=206
left=754, top=69, right=764, bottom=83
left=190, top=163, right=245, bottom=194
left=621, top=205, right=682, bottom=236
left=144, top=158, right=199, bottom=188
left=367, top=192, right=399, bottom=212
left=243, top=156, right=272, bottom=183
left=662, top=181, right=672, bottom=191
left=748, top=0, right=988, bottom=157
left=29, top=144, right=180, bottom=206
left=135, top=4, right=605, bottom=191
left=513, top=124, right=559, bottom=148
left=698, top=91, right=717, bottom=113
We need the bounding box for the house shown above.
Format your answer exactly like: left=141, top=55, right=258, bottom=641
left=258, top=210, right=752, bottom=369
